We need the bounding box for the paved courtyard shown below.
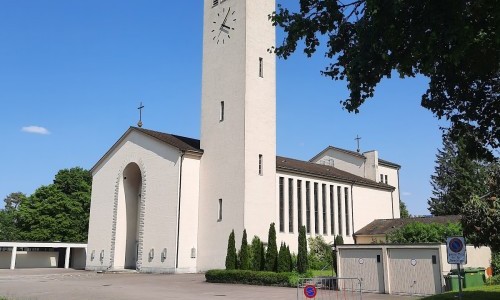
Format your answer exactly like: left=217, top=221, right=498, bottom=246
left=0, top=269, right=420, bottom=300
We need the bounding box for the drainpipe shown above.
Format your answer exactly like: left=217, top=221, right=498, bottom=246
left=175, top=152, right=185, bottom=269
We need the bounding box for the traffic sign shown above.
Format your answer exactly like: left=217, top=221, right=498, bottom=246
left=447, top=237, right=467, bottom=264
left=304, top=284, right=317, bottom=299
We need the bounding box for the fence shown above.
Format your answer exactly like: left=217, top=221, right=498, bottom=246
left=297, top=277, right=362, bottom=300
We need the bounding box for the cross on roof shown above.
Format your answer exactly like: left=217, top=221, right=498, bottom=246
left=137, top=102, right=144, bottom=128
left=355, top=135, right=362, bottom=153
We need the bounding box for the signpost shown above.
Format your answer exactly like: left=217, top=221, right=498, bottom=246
left=447, top=237, right=467, bottom=300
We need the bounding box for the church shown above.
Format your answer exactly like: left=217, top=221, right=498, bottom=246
left=86, top=0, right=401, bottom=274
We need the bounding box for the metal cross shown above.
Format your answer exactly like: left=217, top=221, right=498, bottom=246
left=137, top=102, right=144, bottom=128
left=355, top=135, right=362, bottom=153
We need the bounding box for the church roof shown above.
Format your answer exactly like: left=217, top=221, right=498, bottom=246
left=309, top=145, right=400, bottom=169
left=133, top=127, right=202, bottom=153
left=276, top=156, right=395, bottom=191
left=353, top=215, right=462, bottom=236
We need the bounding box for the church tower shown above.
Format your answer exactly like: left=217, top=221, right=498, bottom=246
left=198, top=0, right=276, bottom=270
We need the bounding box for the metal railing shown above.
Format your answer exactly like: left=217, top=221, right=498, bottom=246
left=297, top=277, right=362, bottom=300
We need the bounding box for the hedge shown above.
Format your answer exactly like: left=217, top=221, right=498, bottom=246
left=205, top=269, right=311, bottom=287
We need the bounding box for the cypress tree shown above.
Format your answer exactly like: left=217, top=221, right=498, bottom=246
left=250, top=236, right=262, bottom=271
left=297, top=225, right=308, bottom=273
left=265, top=222, right=278, bottom=272
left=239, top=229, right=250, bottom=270
left=277, top=242, right=288, bottom=272
left=333, top=235, right=344, bottom=275
left=225, top=230, right=237, bottom=270
left=286, top=245, right=293, bottom=272
left=260, top=242, right=266, bottom=271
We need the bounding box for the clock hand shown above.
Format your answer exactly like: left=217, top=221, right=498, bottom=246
left=221, top=24, right=231, bottom=30
left=222, top=7, right=231, bottom=27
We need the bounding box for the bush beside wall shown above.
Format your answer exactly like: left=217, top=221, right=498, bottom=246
left=206, top=269, right=301, bottom=287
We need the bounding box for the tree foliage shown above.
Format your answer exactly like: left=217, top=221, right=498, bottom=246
left=386, top=222, right=462, bottom=244
left=278, top=242, right=292, bottom=273
left=399, top=200, right=411, bottom=218
left=271, top=0, right=500, bottom=160
left=333, top=235, right=344, bottom=274
left=225, top=230, right=237, bottom=270
left=265, top=223, right=278, bottom=272
left=297, top=225, right=308, bottom=273
left=308, top=235, right=333, bottom=270
left=239, top=229, right=250, bottom=270
left=250, top=236, right=265, bottom=271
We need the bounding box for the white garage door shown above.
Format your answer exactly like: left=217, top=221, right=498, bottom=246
left=388, top=249, right=442, bottom=295
left=339, top=249, right=385, bottom=293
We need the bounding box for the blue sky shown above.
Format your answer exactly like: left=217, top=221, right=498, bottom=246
left=0, top=1, right=447, bottom=215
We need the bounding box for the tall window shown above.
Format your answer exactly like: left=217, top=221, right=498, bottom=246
left=314, top=183, right=319, bottom=234
left=385, top=175, right=388, bottom=184
left=218, top=199, right=223, bottom=222
left=297, top=180, right=302, bottom=229
left=306, top=181, right=311, bottom=233
left=345, top=187, right=350, bottom=236
left=259, top=57, right=264, bottom=77
left=220, top=101, right=225, bottom=122
left=330, top=185, right=335, bottom=234
left=380, top=174, right=384, bottom=183
left=337, top=186, right=342, bottom=235
left=288, top=178, right=294, bottom=233
left=322, top=184, right=327, bottom=235
left=279, top=177, right=284, bottom=232
left=258, top=154, right=263, bottom=175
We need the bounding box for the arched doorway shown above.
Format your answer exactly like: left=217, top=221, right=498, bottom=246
left=114, top=163, right=142, bottom=270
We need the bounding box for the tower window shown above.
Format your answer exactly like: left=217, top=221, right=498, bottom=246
left=385, top=175, right=388, bottom=184
left=345, top=187, right=350, bottom=236
left=279, top=177, right=285, bottom=233
left=288, top=178, right=294, bottom=233
left=314, top=183, right=319, bottom=234
left=220, top=101, right=224, bottom=122
left=330, top=185, right=335, bottom=234
left=218, top=199, right=223, bottom=222
left=306, top=181, right=311, bottom=234
left=337, top=186, right=342, bottom=235
left=380, top=174, right=384, bottom=183
left=322, top=184, right=327, bottom=235
left=259, top=57, right=264, bottom=77
left=258, top=154, right=263, bottom=175
left=297, top=180, right=302, bottom=230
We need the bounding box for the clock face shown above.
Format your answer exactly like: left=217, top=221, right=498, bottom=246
left=212, top=6, right=236, bottom=45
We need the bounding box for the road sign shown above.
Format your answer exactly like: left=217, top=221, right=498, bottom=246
left=447, top=237, right=467, bottom=264
left=303, top=284, right=317, bottom=299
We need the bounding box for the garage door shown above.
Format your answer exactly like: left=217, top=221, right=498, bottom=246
left=339, top=249, right=385, bottom=293
left=388, top=249, right=442, bottom=295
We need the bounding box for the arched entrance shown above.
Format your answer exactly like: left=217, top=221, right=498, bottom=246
left=114, top=163, right=142, bottom=270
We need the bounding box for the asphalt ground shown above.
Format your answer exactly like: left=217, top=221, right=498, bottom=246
left=0, top=269, right=420, bottom=300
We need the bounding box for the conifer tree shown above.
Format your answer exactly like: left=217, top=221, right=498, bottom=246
left=259, top=242, right=266, bottom=271
left=297, top=225, right=308, bottom=273
left=333, top=235, right=344, bottom=274
left=250, top=236, right=262, bottom=271
left=265, top=222, right=278, bottom=272
left=277, top=242, right=288, bottom=273
left=286, top=245, right=293, bottom=272
left=239, top=229, right=250, bottom=270
left=225, top=230, right=237, bottom=270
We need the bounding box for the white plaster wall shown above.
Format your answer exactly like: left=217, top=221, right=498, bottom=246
left=87, top=130, right=181, bottom=273
left=364, top=151, right=378, bottom=182
left=379, top=164, right=401, bottom=218
left=15, top=251, right=58, bottom=268
left=311, top=149, right=365, bottom=178
left=176, top=155, right=201, bottom=273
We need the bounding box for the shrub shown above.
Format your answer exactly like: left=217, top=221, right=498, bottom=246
left=492, top=251, right=500, bottom=275
left=205, top=269, right=293, bottom=287
left=225, top=230, right=237, bottom=270
left=333, top=235, right=344, bottom=274
left=487, top=275, right=500, bottom=285
left=308, top=235, right=333, bottom=270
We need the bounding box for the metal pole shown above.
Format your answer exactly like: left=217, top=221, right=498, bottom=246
left=457, top=263, right=463, bottom=300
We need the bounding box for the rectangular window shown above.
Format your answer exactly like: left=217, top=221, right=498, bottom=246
left=288, top=178, right=294, bottom=233
left=337, top=186, right=342, bottom=236
left=322, top=184, right=327, bottom=235
left=385, top=175, right=388, bottom=184
left=330, top=185, right=335, bottom=234
left=297, top=180, right=302, bottom=229
left=279, top=177, right=285, bottom=232
left=220, top=101, right=224, bottom=122
left=380, top=174, right=384, bottom=183
left=259, top=57, right=264, bottom=77
left=218, top=199, right=222, bottom=222
left=314, top=183, right=319, bottom=234
left=306, top=181, right=311, bottom=233
left=345, top=187, right=350, bottom=236
left=258, top=154, right=263, bottom=175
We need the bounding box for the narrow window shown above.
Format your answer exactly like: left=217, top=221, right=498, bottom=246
left=279, top=177, right=285, bottom=232
left=385, top=175, right=388, bottom=184
left=288, top=178, right=294, bottom=233
left=218, top=199, right=223, bottom=222
left=322, top=184, right=327, bottom=235
left=212, top=0, right=219, bottom=7
left=432, top=255, right=437, bottom=264
left=377, top=255, right=381, bottom=263
left=258, top=154, right=263, bottom=175
left=259, top=57, right=264, bottom=77
left=220, top=101, right=224, bottom=122
left=345, top=187, right=350, bottom=236
left=330, top=185, right=335, bottom=234
left=337, top=186, right=342, bottom=235
left=306, top=181, right=311, bottom=233
left=380, top=174, right=383, bottom=182
left=297, top=180, right=302, bottom=229
left=314, top=183, right=319, bottom=234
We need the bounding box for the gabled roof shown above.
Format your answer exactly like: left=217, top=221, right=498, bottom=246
left=378, top=158, right=401, bottom=169
left=91, top=127, right=203, bottom=173
left=354, top=215, right=462, bottom=236
left=309, top=146, right=365, bottom=162
left=277, top=156, right=394, bottom=191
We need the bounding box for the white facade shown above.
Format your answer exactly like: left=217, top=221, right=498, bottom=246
left=86, top=0, right=401, bottom=274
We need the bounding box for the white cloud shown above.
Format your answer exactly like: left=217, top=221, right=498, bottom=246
left=22, top=126, right=50, bottom=135
left=402, top=192, right=412, bottom=196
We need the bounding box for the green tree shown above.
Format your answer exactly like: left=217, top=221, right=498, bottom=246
left=308, top=235, right=333, bottom=270
left=249, top=236, right=264, bottom=271
left=4, top=192, right=26, bottom=210
left=297, top=225, right=308, bottom=273
left=239, top=229, right=250, bottom=270
left=277, top=242, right=288, bottom=273
left=271, top=0, right=499, bottom=160
left=333, top=235, right=344, bottom=275
left=428, top=133, right=489, bottom=216
left=399, top=201, right=411, bottom=218
left=0, top=192, right=26, bottom=241
left=225, top=230, right=237, bottom=270
left=265, top=223, right=278, bottom=272
left=386, top=222, right=463, bottom=244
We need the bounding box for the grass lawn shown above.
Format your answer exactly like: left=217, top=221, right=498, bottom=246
left=422, top=285, right=500, bottom=300
left=311, top=269, right=336, bottom=277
